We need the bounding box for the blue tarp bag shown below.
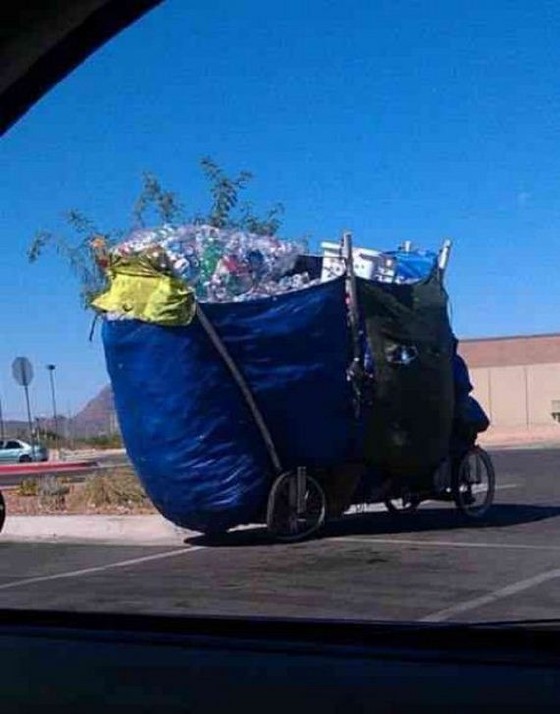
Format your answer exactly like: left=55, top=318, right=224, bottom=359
left=102, top=277, right=354, bottom=533
left=386, top=249, right=438, bottom=282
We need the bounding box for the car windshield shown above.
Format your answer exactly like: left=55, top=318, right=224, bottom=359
left=2, top=0, right=560, bottom=626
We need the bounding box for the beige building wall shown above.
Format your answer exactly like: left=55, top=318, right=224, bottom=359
left=469, top=367, right=491, bottom=417
left=469, top=362, right=560, bottom=428
left=527, top=363, right=560, bottom=425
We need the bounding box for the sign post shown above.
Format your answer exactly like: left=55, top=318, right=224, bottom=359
left=12, top=357, right=35, bottom=448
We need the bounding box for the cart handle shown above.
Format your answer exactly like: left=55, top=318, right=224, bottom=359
left=196, top=304, right=283, bottom=474
left=341, top=231, right=364, bottom=417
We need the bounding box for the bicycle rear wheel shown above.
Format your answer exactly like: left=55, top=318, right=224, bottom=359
left=266, top=471, right=326, bottom=542
left=452, top=447, right=495, bottom=520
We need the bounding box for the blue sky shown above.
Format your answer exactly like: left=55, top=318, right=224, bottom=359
left=2, top=0, right=560, bottom=418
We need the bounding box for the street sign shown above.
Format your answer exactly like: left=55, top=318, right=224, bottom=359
left=12, top=357, right=35, bottom=447
left=12, top=357, right=34, bottom=387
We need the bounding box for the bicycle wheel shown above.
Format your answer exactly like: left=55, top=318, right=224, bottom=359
left=452, top=446, right=495, bottom=520
left=266, top=471, right=326, bottom=542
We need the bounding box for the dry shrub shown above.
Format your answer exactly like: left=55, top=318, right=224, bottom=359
left=71, top=467, right=148, bottom=509
left=17, top=477, right=39, bottom=497
left=38, top=475, right=70, bottom=511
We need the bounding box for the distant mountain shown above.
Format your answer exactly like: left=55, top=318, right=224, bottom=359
left=26, top=385, right=117, bottom=439
left=71, top=385, right=117, bottom=438
left=0, top=386, right=118, bottom=441
left=1, top=420, right=32, bottom=440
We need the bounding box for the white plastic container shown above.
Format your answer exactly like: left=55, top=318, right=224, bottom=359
left=320, top=241, right=346, bottom=281
left=320, top=241, right=396, bottom=282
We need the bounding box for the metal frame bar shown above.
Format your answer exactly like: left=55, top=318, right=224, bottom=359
left=341, top=232, right=364, bottom=418
left=438, top=239, right=452, bottom=274
left=296, top=466, right=307, bottom=515
left=341, top=232, right=362, bottom=370
left=196, top=304, right=283, bottom=474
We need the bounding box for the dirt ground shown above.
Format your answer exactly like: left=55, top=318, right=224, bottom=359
left=3, top=469, right=158, bottom=517
left=4, top=489, right=157, bottom=516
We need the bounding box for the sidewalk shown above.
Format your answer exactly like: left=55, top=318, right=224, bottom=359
left=478, top=424, right=560, bottom=450
left=1, top=514, right=194, bottom=546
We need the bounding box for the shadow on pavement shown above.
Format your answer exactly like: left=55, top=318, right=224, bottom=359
left=324, top=503, right=560, bottom=537
left=185, top=503, right=560, bottom=548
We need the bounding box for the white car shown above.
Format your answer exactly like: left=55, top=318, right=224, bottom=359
left=0, top=439, right=49, bottom=463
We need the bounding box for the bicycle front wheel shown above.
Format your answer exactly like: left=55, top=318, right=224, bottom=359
left=453, top=447, right=495, bottom=520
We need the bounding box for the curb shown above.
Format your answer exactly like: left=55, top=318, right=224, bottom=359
left=0, top=514, right=195, bottom=546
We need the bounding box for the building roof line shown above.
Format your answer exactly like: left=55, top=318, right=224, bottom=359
left=460, top=332, right=560, bottom=344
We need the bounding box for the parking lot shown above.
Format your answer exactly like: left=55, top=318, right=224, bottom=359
left=1, top=447, right=560, bottom=623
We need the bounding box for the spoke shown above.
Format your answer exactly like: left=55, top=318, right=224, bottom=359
left=288, top=514, right=299, bottom=534
left=475, top=455, right=483, bottom=484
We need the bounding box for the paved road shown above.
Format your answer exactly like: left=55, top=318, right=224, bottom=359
left=2, top=447, right=560, bottom=623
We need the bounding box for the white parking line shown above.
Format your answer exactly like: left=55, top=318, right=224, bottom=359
left=420, top=567, right=560, bottom=622
left=330, top=536, right=560, bottom=552
left=0, top=546, right=204, bottom=592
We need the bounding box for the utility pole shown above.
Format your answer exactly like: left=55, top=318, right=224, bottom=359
left=46, top=364, right=59, bottom=456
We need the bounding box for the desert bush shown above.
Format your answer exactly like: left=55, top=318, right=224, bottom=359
left=38, top=475, right=70, bottom=510
left=72, top=468, right=147, bottom=509
left=17, top=478, right=39, bottom=497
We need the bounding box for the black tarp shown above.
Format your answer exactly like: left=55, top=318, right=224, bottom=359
left=359, top=272, right=455, bottom=485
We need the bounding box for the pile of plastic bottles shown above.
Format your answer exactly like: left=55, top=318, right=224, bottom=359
left=110, top=224, right=314, bottom=302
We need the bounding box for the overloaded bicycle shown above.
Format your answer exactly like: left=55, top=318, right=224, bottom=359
left=97, top=232, right=495, bottom=542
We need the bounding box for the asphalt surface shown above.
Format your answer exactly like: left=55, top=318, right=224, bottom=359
left=2, top=447, right=560, bottom=623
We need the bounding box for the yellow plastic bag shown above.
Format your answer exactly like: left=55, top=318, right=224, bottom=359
left=91, top=253, right=195, bottom=327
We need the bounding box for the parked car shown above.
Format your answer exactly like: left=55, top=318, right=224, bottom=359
left=0, top=439, right=48, bottom=463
